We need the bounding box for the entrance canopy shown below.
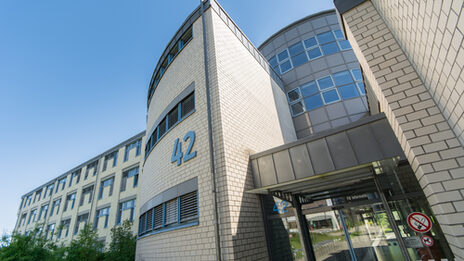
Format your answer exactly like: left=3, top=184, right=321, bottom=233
left=248, top=113, right=405, bottom=195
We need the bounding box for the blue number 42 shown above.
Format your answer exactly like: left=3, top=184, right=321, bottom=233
left=171, top=131, right=197, bottom=166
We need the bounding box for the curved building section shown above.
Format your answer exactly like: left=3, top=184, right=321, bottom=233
left=137, top=4, right=215, bottom=260
left=137, top=0, right=295, bottom=260
left=258, top=10, right=370, bottom=138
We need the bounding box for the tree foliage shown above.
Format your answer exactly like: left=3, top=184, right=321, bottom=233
left=0, top=222, right=137, bottom=261
left=105, top=220, right=136, bottom=261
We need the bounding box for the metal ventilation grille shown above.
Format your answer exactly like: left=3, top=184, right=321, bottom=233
left=180, top=191, right=197, bottom=222
left=165, top=199, right=178, bottom=225
left=146, top=209, right=153, bottom=232
left=154, top=205, right=163, bottom=229
left=181, top=93, right=195, bottom=118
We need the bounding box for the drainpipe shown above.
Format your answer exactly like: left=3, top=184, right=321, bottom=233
left=200, top=0, right=222, bottom=260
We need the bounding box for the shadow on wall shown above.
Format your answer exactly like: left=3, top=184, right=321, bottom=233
left=229, top=162, right=293, bottom=260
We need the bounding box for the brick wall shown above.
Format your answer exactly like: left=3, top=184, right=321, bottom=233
left=340, top=1, right=464, bottom=259
left=371, top=0, right=464, bottom=147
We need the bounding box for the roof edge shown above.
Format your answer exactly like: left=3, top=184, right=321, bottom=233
left=258, top=9, right=336, bottom=50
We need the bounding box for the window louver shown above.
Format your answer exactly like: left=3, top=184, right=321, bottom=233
left=180, top=191, right=197, bottom=222
left=165, top=199, right=178, bottom=225
left=146, top=209, right=153, bottom=232
left=154, top=205, right=163, bottom=228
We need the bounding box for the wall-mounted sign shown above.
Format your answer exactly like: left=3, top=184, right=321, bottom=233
left=402, top=236, right=423, bottom=248
left=407, top=212, right=432, bottom=233
left=171, top=131, right=197, bottom=166
left=273, top=201, right=288, bottom=214
left=421, top=235, right=434, bottom=247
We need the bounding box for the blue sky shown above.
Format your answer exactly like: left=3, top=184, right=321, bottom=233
left=0, top=0, right=334, bottom=234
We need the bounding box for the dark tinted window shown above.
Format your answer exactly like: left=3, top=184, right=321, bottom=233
left=181, top=93, right=195, bottom=118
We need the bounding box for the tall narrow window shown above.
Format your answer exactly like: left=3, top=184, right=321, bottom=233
left=64, top=193, right=76, bottom=211
left=181, top=93, right=195, bottom=118
left=95, top=207, right=110, bottom=229
left=158, top=119, right=166, bottom=138
left=69, top=169, right=81, bottom=187
left=25, top=195, right=32, bottom=207
left=45, top=224, right=55, bottom=240
left=80, top=185, right=94, bottom=206
left=165, top=199, right=177, bottom=225
left=85, top=160, right=98, bottom=179
left=120, top=166, right=139, bottom=192
left=103, top=151, right=118, bottom=171
left=50, top=198, right=61, bottom=217
left=58, top=219, right=70, bottom=238
left=28, top=209, right=37, bottom=224
left=74, top=213, right=89, bottom=235
left=117, top=199, right=136, bottom=225
left=57, top=178, right=66, bottom=192
left=38, top=204, right=49, bottom=221
left=167, top=106, right=179, bottom=129
left=45, top=184, right=54, bottom=197
left=98, top=177, right=114, bottom=199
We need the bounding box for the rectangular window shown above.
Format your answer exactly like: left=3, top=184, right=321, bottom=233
left=316, top=31, right=335, bottom=44
left=57, top=178, right=66, bottom=192
left=80, top=185, right=94, bottom=206
left=304, top=94, right=324, bottom=111
left=165, top=199, right=177, bottom=225
left=58, top=219, right=70, bottom=238
left=45, top=224, right=55, bottom=240
left=307, top=47, right=322, bottom=60
left=69, top=169, right=81, bottom=187
left=320, top=42, right=339, bottom=56
left=124, top=139, right=142, bottom=161
left=25, top=195, right=32, bottom=207
left=46, top=184, right=54, bottom=197
left=291, top=52, right=308, bottom=67
left=20, top=213, right=27, bottom=227
left=38, top=204, right=48, bottom=221
left=103, top=150, right=118, bottom=171
left=290, top=102, right=305, bottom=116
left=33, top=189, right=42, bottom=203
left=300, top=81, right=318, bottom=97
left=181, top=92, right=195, bottom=118
left=85, top=160, right=98, bottom=179
left=167, top=106, right=179, bottom=129
left=180, top=191, right=198, bottom=222
left=95, top=207, right=110, bottom=229
left=338, top=83, right=360, bottom=100
left=317, top=76, right=335, bottom=90
left=120, top=166, right=139, bottom=192
left=74, top=213, right=89, bottom=235
left=117, top=199, right=136, bottom=225
left=287, top=88, right=302, bottom=103
left=321, top=89, right=340, bottom=104
left=28, top=209, right=37, bottom=224
left=98, top=177, right=114, bottom=199
left=64, top=193, right=76, bottom=211
left=332, top=71, right=354, bottom=86
left=138, top=191, right=198, bottom=236
left=145, top=208, right=153, bottom=232
left=158, top=119, right=166, bottom=138
left=50, top=198, right=61, bottom=217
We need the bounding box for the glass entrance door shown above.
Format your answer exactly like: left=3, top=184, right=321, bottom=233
left=264, top=160, right=454, bottom=261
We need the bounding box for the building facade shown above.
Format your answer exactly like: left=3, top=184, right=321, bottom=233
left=14, top=0, right=464, bottom=260
left=14, top=132, right=145, bottom=246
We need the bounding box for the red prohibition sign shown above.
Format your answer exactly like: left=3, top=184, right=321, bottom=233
left=421, top=235, right=434, bottom=247
left=407, top=212, right=432, bottom=233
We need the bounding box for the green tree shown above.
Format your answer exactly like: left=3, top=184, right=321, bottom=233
left=105, top=220, right=136, bottom=261
left=0, top=226, right=56, bottom=261
left=64, top=224, right=105, bottom=261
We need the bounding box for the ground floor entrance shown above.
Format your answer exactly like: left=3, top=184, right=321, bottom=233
left=262, top=159, right=454, bottom=261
